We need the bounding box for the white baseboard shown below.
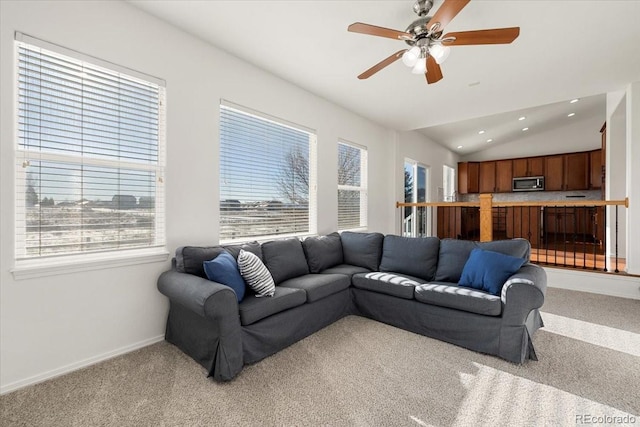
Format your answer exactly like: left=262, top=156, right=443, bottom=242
left=544, top=267, right=640, bottom=300
left=0, top=335, right=164, bottom=395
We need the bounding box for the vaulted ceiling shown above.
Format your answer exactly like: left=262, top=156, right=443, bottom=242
left=129, top=0, right=640, bottom=152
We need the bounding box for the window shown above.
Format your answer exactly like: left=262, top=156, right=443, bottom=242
left=15, top=35, right=166, bottom=262
left=337, top=141, right=368, bottom=230
left=403, top=159, right=429, bottom=237
left=219, top=102, right=317, bottom=241
left=443, top=165, right=456, bottom=201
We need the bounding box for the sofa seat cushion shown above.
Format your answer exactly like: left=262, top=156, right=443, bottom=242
left=414, top=282, right=502, bottom=316
left=238, top=287, right=306, bottom=326
left=279, top=274, right=351, bottom=303
left=320, top=264, right=371, bottom=276
left=352, top=272, right=424, bottom=299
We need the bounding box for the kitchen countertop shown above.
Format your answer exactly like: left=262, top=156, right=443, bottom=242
left=459, top=190, right=602, bottom=203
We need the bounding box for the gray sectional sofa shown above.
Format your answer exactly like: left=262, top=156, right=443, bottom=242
left=157, top=232, right=547, bottom=381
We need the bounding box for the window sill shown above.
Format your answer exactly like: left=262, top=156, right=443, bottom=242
left=11, top=248, right=170, bottom=280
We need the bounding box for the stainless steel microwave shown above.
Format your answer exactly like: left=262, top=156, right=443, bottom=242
left=512, top=176, right=544, bottom=191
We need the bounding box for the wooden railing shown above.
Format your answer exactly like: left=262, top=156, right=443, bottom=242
left=397, top=195, right=629, bottom=273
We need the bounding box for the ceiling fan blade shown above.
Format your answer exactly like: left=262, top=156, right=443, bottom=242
left=428, top=0, right=471, bottom=32
left=443, top=27, right=520, bottom=45
left=358, top=50, right=406, bottom=79
left=348, top=22, right=413, bottom=41
left=425, top=56, right=443, bottom=84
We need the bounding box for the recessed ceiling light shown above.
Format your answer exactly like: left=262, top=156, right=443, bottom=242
left=457, top=145, right=463, bottom=149
left=567, top=112, right=576, bottom=117
left=518, top=116, right=526, bottom=121
left=522, top=127, right=529, bottom=131
left=478, top=130, right=485, bottom=135
left=486, top=139, right=493, bottom=143
left=570, top=98, right=579, bottom=104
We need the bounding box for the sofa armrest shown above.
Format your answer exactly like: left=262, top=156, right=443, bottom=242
left=157, top=270, right=239, bottom=321
left=500, top=263, right=547, bottom=324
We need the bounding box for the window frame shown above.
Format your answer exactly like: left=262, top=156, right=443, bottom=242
left=218, top=100, right=318, bottom=243
left=403, top=159, right=430, bottom=237
left=337, top=140, right=368, bottom=231
left=12, top=33, right=168, bottom=278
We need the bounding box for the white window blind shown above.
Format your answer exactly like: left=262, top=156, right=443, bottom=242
left=15, top=35, right=166, bottom=260
left=338, top=141, right=367, bottom=230
left=219, top=102, right=316, bottom=241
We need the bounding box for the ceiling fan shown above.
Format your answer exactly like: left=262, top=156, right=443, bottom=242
left=348, top=0, right=520, bottom=84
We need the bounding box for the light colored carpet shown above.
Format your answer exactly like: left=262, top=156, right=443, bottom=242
left=1, top=288, right=639, bottom=426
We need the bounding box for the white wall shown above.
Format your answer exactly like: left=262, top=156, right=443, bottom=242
left=394, top=131, right=459, bottom=233
left=460, top=114, right=603, bottom=162
left=0, top=0, right=397, bottom=392
left=608, top=99, right=627, bottom=259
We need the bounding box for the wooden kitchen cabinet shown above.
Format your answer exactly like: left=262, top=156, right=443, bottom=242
left=437, top=206, right=480, bottom=240
left=495, top=160, right=513, bottom=192
left=544, top=206, right=604, bottom=246
left=528, top=157, right=545, bottom=176
left=589, top=149, right=602, bottom=190
left=544, top=207, right=576, bottom=235
left=544, top=155, right=565, bottom=191
left=564, top=152, right=589, bottom=190
left=544, top=153, right=589, bottom=191
left=507, top=206, right=541, bottom=247
left=457, top=162, right=479, bottom=194
left=513, top=157, right=544, bottom=177
left=437, top=206, right=461, bottom=239
left=479, top=161, right=496, bottom=193
left=479, top=159, right=513, bottom=193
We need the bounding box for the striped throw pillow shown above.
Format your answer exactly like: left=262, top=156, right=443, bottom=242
left=237, top=249, right=275, bottom=297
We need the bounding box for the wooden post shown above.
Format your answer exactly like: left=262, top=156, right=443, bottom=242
left=479, top=194, right=493, bottom=242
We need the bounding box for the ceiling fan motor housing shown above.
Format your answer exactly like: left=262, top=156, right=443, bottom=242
left=413, top=0, right=434, bottom=16
left=404, top=16, right=443, bottom=48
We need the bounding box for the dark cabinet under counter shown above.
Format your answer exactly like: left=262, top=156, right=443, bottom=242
left=542, top=206, right=604, bottom=247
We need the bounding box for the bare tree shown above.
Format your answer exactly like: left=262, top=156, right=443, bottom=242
left=277, top=146, right=309, bottom=205
left=278, top=145, right=362, bottom=206
left=338, top=147, right=359, bottom=187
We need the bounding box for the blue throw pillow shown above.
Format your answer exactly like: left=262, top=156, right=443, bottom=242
left=203, top=252, right=246, bottom=302
left=458, top=248, right=526, bottom=296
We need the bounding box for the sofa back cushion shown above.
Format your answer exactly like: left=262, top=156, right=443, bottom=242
left=434, top=238, right=531, bottom=283
left=175, top=242, right=262, bottom=278
left=479, top=239, right=530, bottom=260
left=302, top=232, right=344, bottom=273
left=379, top=235, right=440, bottom=281
left=340, top=231, right=384, bottom=271
left=223, top=241, right=262, bottom=261
left=176, top=246, right=227, bottom=278
left=262, top=238, right=310, bottom=284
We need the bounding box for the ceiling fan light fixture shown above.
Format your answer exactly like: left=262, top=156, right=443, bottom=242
left=429, top=44, right=450, bottom=64
left=411, top=57, right=427, bottom=74
left=402, top=45, right=421, bottom=66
